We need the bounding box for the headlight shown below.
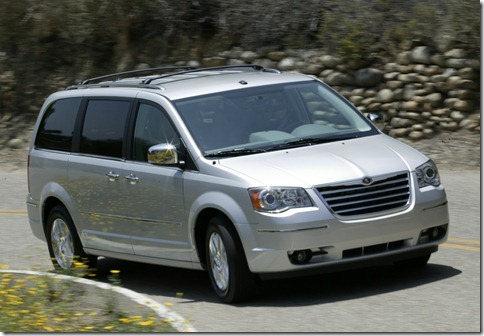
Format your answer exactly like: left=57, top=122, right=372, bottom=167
left=416, top=160, right=441, bottom=188
left=248, top=187, right=313, bottom=213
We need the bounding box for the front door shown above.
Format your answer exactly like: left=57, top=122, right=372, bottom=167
left=121, top=102, right=191, bottom=262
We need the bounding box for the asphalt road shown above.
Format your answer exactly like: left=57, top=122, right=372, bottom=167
left=1, top=167, right=480, bottom=332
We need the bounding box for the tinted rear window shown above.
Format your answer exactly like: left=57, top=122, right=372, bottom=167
left=35, top=98, right=81, bottom=151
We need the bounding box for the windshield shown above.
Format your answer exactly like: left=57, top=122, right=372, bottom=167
left=174, top=80, right=379, bottom=157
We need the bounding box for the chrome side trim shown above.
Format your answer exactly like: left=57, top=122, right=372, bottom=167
left=82, top=212, right=182, bottom=227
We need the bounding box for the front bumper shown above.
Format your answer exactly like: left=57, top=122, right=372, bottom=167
left=239, top=183, right=449, bottom=275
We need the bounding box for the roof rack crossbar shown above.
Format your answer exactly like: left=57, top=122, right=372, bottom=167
left=142, top=64, right=265, bottom=84
left=79, top=66, right=195, bottom=85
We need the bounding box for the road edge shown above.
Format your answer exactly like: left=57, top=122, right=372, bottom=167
left=0, top=269, right=197, bottom=332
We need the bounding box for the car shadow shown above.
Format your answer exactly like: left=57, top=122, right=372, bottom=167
left=92, top=257, right=461, bottom=307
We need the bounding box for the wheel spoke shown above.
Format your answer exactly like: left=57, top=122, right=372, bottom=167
left=209, top=232, right=229, bottom=291
left=51, top=218, right=74, bottom=269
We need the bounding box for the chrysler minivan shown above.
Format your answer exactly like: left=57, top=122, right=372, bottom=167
left=27, top=65, right=449, bottom=302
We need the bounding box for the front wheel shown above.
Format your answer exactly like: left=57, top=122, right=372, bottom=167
left=205, top=216, right=256, bottom=303
left=46, top=205, right=96, bottom=271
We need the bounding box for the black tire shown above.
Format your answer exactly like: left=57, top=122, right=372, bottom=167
left=205, top=216, right=256, bottom=303
left=46, top=205, right=97, bottom=271
left=394, top=253, right=431, bottom=268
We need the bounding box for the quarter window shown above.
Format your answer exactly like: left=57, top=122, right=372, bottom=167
left=80, top=100, right=130, bottom=158
left=35, top=98, right=81, bottom=151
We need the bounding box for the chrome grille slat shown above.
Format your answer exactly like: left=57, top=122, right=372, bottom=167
left=318, top=172, right=410, bottom=218
left=321, top=176, right=408, bottom=196
left=324, top=186, right=409, bottom=202
left=327, top=191, right=410, bottom=208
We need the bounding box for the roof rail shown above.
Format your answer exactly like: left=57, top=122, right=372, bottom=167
left=142, top=64, right=277, bottom=84
left=79, top=66, right=195, bottom=85
left=71, top=64, right=280, bottom=89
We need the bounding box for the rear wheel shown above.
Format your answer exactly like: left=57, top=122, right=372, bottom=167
left=46, top=205, right=96, bottom=270
left=205, top=216, right=256, bottom=303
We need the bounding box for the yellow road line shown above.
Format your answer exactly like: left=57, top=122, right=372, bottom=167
left=0, top=209, right=28, bottom=217
left=442, top=243, right=480, bottom=252
left=447, top=237, right=481, bottom=245
left=0, top=209, right=27, bottom=213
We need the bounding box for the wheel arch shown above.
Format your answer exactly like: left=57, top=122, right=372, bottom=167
left=194, top=208, right=246, bottom=271
left=42, top=197, right=68, bottom=233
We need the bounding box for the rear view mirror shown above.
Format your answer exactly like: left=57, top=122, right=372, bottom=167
left=367, top=113, right=385, bottom=131
left=148, top=143, right=178, bottom=165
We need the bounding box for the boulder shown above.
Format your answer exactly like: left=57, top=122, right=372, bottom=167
left=354, top=68, right=384, bottom=87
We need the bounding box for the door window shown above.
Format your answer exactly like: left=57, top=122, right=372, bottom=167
left=132, top=103, right=179, bottom=162
left=80, top=100, right=131, bottom=158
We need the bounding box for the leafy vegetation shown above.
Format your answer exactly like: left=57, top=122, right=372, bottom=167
left=0, top=263, right=176, bottom=332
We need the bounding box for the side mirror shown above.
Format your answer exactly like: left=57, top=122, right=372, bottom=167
left=367, top=113, right=385, bottom=131
left=148, top=143, right=179, bottom=165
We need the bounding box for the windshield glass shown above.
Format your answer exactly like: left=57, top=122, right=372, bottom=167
left=174, top=80, right=379, bottom=157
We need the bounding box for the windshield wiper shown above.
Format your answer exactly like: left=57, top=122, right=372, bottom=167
left=205, top=148, right=266, bottom=158
left=267, top=136, right=355, bottom=151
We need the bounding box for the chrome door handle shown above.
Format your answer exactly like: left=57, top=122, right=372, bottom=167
left=106, top=171, right=120, bottom=181
left=124, top=173, right=139, bottom=184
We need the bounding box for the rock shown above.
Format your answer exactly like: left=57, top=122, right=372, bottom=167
left=325, top=72, right=352, bottom=86
left=386, top=81, right=403, bottom=89
left=408, top=131, right=424, bottom=140
left=304, top=64, right=324, bottom=75
left=445, top=48, right=466, bottom=58
left=278, top=57, right=297, bottom=71
left=354, top=68, right=384, bottom=87
left=430, top=54, right=447, bottom=67
left=319, top=55, right=340, bottom=68
left=390, top=118, right=413, bottom=128
left=446, top=58, right=468, bottom=69
left=459, top=119, right=480, bottom=129
left=410, top=46, right=432, bottom=64
left=349, top=96, right=364, bottom=105
left=7, top=138, right=23, bottom=149
left=453, top=99, right=474, bottom=112
left=267, top=51, right=286, bottom=62
left=226, top=59, right=245, bottom=66
left=401, top=101, right=419, bottom=111
left=425, top=93, right=443, bottom=107
left=201, top=57, right=226, bottom=67
left=396, top=51, right=411, bottom=65
left=389, top=128, right=410, bottom=138
left=450, top=111, right=466, bottom=121
left=240, top=51, right=259, bottom=63
left=375, top=89, right=394, bottom=103
left=458, top=67, right=478, bottom=80
left=449, top=90, right=475, bottom=100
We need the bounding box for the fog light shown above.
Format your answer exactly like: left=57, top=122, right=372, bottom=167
left=431, top=227, right=440, bottom=239
left=290, top=250, right=312, bottom=265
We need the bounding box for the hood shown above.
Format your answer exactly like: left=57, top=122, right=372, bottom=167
left=218, top=134, right=428, bottom=187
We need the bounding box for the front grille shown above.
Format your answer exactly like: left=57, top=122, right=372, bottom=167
left=317, top=172, right=410, bottom=218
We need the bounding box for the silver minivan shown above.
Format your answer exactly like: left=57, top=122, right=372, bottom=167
left=27, top=65, right=449, bottom=302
